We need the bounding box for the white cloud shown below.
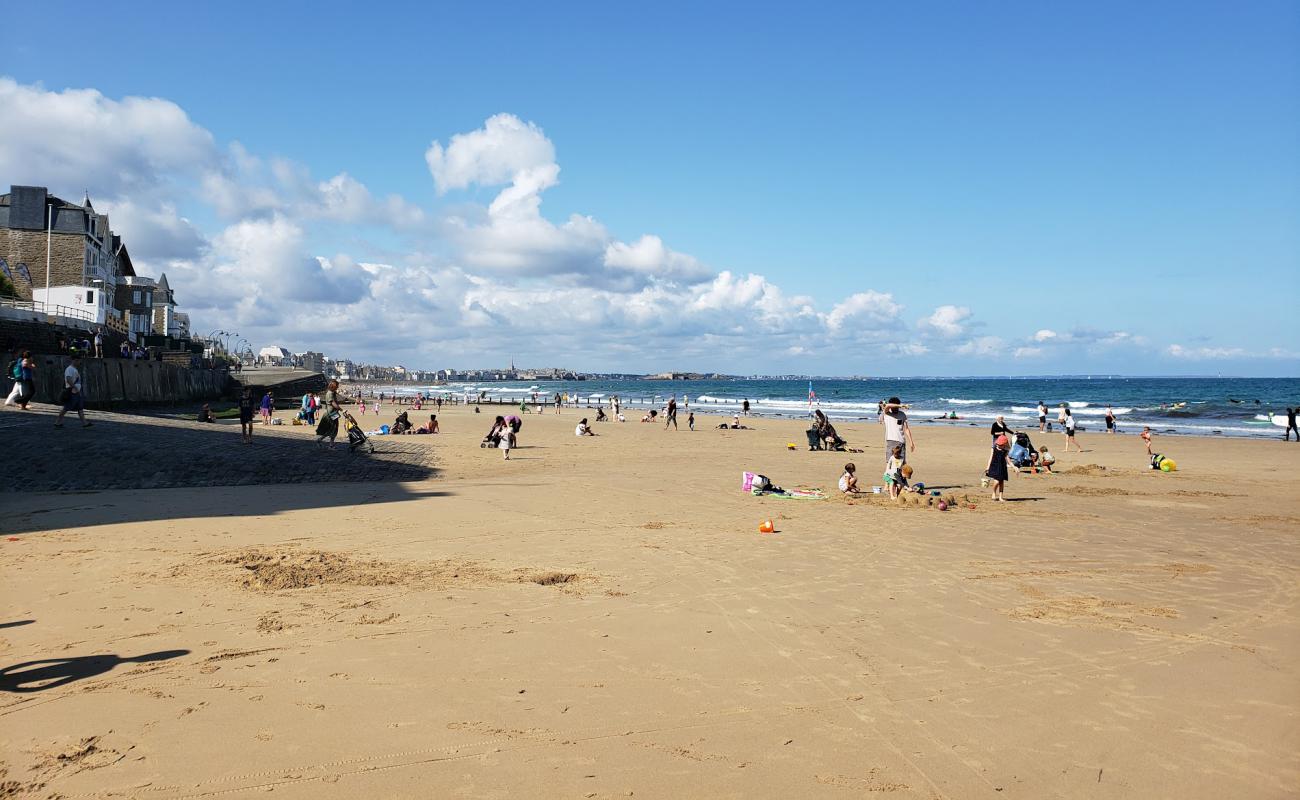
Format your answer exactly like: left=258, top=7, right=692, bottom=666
left=98, top=198, right=206, bottom=262
left=825, top=291, right=903, bottom=334
left=919, top=304, right=971, bottom=338
left=425, top=113, right=556, bottom=194
left=8, top=77, right=1266, bottom=373
left=603, top=235, right=713, bottom=284
left=0, top=77, right=217, bottom=196
left=1166, top=344, right=1248, bottom=360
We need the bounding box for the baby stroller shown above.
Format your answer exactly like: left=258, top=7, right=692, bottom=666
left=481, top=421, right=504, bottom=448
left=1009, top=431, right=1037, bottom=468
left=342, top=411, right=373, bottom=454
left=820, top=423, right=848, bottom=451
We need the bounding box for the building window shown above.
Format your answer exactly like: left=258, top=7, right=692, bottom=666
left=133, top=290, right=141, bottom=305
left=145, top=294, right=152, bottom=307
left=86, top=290, right=94, bottom=304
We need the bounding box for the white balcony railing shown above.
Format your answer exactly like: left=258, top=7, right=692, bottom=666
left=0, top=296, right=96, bottom=323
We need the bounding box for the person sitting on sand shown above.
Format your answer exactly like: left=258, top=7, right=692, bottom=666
left=391, top=411, right=412, bottom=435
left=641, top=409, right=658, bottom=423
left=1038, top=445, right=1055, bottom=472
left=415, top=414, right=439, bottom=434
left=883, top=445, right=905, bottom=499
left=197, top=403, right=215, bottom=424
left=839, top=463, right=860, bottom=494
left=575, top=418, right=596, bottom=436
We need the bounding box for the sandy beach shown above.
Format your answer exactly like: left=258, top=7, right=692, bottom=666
left=2, top=401, right=1298, bottom=798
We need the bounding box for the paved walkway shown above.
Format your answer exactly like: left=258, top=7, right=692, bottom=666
left=0, top=405, right=440, bottom=492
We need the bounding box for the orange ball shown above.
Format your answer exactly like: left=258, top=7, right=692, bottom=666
left=758, top=519, right=774, bottom=533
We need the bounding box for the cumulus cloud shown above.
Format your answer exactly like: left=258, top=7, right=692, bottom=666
left=603, top=235, right=713, bottom=284
left=8, top=77, right=1252, bottom=372
left=98, top=198, right=206, bottom=262
left=826, top=291, right=902, bottom=334
left=425, top=114, right=556, bottom=194
left=919, top=305, right=971, bottom=338
left=0, top=77, right=217, bottom=196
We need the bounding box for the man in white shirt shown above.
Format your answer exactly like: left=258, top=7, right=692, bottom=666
left=55, top=355, right=91, bottom=428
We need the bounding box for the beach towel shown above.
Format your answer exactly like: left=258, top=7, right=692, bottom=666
left=751, top=486, right=825, bottom=500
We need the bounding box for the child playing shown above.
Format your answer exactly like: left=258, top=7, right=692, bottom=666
left=838, top=462, right=860, bottom=494
left=1038, top=446, right=1056, bottom=472
left=499, top=427, right=514, bottom=460
left=883, top=445, right=905, bottom=499
left=1140, top=426, right=1153, bottom=455
left=688, top=412, right=695, bottom=431
left=986, top=435, right=1010, bottom=501
left=239, top=387, right=255, bottom=444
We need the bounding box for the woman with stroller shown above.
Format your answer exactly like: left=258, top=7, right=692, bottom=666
left=392, top=411, right=413, bottom=434
left=316, top=380, right=343, bottom=448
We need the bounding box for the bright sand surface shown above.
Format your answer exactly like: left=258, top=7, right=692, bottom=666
left=2, top=403, right=1298, bottom=798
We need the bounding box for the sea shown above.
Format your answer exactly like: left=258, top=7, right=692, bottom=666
left=373, top=377, right=1299, bottom=439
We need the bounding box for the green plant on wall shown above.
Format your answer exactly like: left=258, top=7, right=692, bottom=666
left=0, top=273, right=17, bottom=298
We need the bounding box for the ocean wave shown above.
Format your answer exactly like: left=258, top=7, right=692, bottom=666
left=940, top=398, right=992, bottom=405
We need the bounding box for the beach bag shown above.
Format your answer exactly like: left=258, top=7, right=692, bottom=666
left=7, top=360, right=19, bottom=380
left=741, top=472, right=771, bottom=492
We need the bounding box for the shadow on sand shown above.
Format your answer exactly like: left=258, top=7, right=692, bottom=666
left=0, top=650, right=190, bottom=693
left=0, top=408, right=448, bottom=534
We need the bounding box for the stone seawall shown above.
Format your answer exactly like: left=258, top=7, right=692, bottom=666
left=1, top=352, right=230, bottom=407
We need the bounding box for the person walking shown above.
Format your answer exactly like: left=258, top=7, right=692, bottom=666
left=316, top=380, right=342, bottom=448
left=1037, top=401, right=1048, bottom=432
left=1286, top=407, right=1298, bottom=442
left=1104, top=405, right=1116, bottom=434
left=665, top=396, right=678, bottom=430
left=5, top=351, right=34, bottom=409
left=881, top=397, right=915, bottom=465
left=93, top=328, right=103, bottom=359
left=1063, top=408, right=1082, bottom=452
left=742, top=398, right=751, bottom=416
left=986, top=435, right=1011, bottom=501
left=54, top=354, right=90, bottom=429
left=239, top=387, right=256, bottom=444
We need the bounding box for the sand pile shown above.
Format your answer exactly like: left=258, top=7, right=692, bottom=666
left=1061, top=464, right=1111, bottom=476
left=217, top=548, right=433, bottom=590
left=205, top=547, right=594, bottom=593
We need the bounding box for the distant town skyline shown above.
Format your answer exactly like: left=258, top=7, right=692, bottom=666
left=1, top=1, right=1296, bottom=376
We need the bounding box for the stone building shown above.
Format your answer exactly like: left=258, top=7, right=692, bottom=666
left=151, top=272, right=180, bottom=337
left=0, top=186, right=136, bottom=319
left=116, top=276, right=156, bottom=340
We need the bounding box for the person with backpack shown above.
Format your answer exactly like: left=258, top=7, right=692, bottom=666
left=5, top=351, right=35, bottom=409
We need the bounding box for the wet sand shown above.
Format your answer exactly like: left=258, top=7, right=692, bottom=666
left=2, top=403, right=1298, bottom=798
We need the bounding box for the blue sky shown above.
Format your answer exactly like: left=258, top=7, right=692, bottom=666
left=2, top=1, right=1296, bottom=375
